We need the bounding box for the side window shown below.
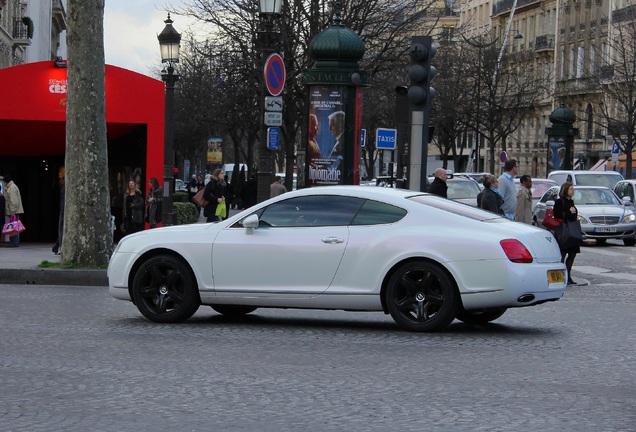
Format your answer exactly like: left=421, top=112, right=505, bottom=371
left=615, top=183, right=625, bottom=198
left=351, top=200, right=407, bottom=225
left=259, top=195, right=364, bottom=227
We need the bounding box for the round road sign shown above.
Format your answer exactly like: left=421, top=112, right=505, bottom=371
left=499, top=151, right=508, bottom=163
left=264, top=53, right=286, bottom=97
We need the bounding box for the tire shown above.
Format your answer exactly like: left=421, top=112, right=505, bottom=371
left=131, top=255, right=200, bottom=323
left=596, top=238, right=607, bottom=245
left=385, top=261, right=459, bottom=332
left=211, top=305, right=257, bottom=317
left=624, top=238, right=636, bottom=246
left=456, top=308, right=507, bottom=325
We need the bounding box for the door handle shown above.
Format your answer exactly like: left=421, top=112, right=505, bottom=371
left=321, top=237, right=344, bottom=244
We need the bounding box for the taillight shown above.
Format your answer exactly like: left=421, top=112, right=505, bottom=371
left=500, top=239, right=533, bottom=263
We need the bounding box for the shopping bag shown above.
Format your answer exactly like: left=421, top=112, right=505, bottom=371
left=215, top=201, right=226, bottom=218
left=554, top=220, right=583, bottom=249
left=542, top=208, right=563, bottom=230
left=192, top=188, right=209, bottom=208
left=2, top=215, right=26, bottom=237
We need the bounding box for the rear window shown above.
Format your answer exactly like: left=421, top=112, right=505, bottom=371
left=409, top=195, right=505, bottom=221
left=574, top=173, right=623, bottom=188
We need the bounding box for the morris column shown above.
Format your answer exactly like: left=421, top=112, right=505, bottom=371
left=300, top=3, right=370, bottom=187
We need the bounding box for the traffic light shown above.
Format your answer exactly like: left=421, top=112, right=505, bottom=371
left=407, top=36, right=437, bottom=110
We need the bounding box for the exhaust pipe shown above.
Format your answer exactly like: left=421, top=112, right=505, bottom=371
left=517, top=294, right=535, bottom=303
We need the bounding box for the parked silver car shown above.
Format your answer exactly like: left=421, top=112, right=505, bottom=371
left=533, top=185, right=636, bottom=246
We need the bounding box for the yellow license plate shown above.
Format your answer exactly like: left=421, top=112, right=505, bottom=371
left=548, top=270, right=566, bottom=284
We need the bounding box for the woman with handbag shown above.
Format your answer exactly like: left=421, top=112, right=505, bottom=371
left=554, top=181, right=580, bottom=285
left=202, top=169, right=227, bottom=222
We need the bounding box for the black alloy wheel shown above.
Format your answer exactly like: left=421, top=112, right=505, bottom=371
left=456, top=308, right=507, bottom=325
left=131, top=255, right=200, bottom=323
left=386, top=261, right=458, bottom=332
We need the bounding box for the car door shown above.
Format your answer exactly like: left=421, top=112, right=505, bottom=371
left=211, top=195, right=363, bottom=298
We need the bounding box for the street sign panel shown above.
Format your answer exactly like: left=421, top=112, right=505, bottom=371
left=265, top=96, right=283, bottom=112
left=264, top=112, right=283, bottom=126
left=612, top=141, right=620, bottom=164
left=360, top=128, right=367, bottom=148
left=267, top=127, right=279, bottom=150
left=264, top=53, right=286, bottom=97
left=376, top=128, right=397, bottom=150
left=499, top=151, right=508, bottom=163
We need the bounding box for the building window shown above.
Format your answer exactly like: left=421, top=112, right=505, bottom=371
left=577, top=46, right=585, bottom=78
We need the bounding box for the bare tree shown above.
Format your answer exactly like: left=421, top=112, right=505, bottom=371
left=596, top=9, right=636, bottom=179
left=62, top=0, right=112, bottom=266
left=475, top=44, right=544, bottom=173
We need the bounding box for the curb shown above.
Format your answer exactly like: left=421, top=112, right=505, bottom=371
left=0, top=269, right=107, bottom=287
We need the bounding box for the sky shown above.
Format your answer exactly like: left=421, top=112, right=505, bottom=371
left=104, top=0, right=197, bottom=77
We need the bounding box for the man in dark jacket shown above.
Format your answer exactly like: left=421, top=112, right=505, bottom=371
left=428, top=168, right=448, bottom=198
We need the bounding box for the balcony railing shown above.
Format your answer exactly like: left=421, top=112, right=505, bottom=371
left=493, top=0, right=542, bottom=16
left=600, top=65, right=614, bottom=79
left=613, top=4, right=636, bottom=24
left=12, top=17, right=32, bottom=41
left=535, top=34, right=555, bottom=51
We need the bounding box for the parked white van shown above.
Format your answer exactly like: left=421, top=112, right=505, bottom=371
left=548, top=170, right=624, bottom=189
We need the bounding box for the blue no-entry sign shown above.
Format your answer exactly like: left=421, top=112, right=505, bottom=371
left=376, top=128, right=397, bottom=150
left=264, top=53, right=286, bottom=97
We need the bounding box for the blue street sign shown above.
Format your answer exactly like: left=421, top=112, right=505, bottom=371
left=612, top=141, right=620, bottom=154
left=360, top=128, right=367, bottom=148
left=376, top=128, right=397, bottom=150
left=267, top=127, right=279, bottom=150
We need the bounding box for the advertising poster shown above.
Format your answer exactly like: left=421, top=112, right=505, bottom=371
left=548, top=136, right=566, bottom=172
left=207, top=137, right=222, bottom=164
left=308, top=85, right=345, bottom=186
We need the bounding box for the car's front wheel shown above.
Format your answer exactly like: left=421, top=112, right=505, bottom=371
left=131, top=255, right=200, bottom=323
left=456, top=308, right=507, bottom=325
left=385, top=261, right=459, bottom=332
left=211, top=305, right=257, bottom=317
left=624, top=238, right=636, bottom=246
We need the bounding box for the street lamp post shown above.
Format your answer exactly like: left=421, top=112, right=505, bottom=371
left=256, top=0, right=282, bottom=204
left=158, top=14, right=181, bottom=227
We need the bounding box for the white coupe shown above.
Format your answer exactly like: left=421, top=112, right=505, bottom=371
left=108, top=186, right=567, bottom=332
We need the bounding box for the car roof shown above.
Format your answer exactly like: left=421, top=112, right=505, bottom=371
left=549, top=170, right=623, bottom=176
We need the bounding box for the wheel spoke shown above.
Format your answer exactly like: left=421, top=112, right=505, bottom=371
left=155, top=293, right=171, bottom=313
left=395, top=294, right=416, bottom=311
left=399, top=272, right=420, bottom=294
left=139, top=283, right=159, bottom=298
left=149, top=265, right=165, bottom=286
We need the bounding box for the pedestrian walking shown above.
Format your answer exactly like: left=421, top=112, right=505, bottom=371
left=2, top=174, right=24, bottom=247
left=497, top=159, right=518, bottom=220
left=554, top=182, right=580, bottom=285
left=427, top=168, right=448, bottom=198
left=515, top=175, right=533, bottom=224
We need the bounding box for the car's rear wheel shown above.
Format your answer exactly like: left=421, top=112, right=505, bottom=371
left=131, top=255, right=200, bottom=323
left=456, top=308, right=507, bottom=325
left=211, top=305, right=257, bottom=317
left=623, top=239, right=636, bottom=246
left=385, top=261, right=458, bottom=332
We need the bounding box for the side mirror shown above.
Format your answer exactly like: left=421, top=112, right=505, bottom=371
left=546, top=200, right=555, bottom=209
left=622, top=196, right=632, bottom=206
left=242, top=214, right=259, bottom=235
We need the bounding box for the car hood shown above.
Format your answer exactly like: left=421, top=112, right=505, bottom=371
left=577, top=204, right=630, bottom=217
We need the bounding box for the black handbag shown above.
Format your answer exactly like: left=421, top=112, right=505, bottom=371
left=555, top=220, right=583, bottom=249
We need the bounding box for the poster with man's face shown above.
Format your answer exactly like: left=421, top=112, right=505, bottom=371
left=308, top=85, right=345, bottom=186
left=548, top=136, right=565, bottom=173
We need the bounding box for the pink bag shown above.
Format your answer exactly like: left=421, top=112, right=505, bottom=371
left=2, top=215, right=26, bottom=237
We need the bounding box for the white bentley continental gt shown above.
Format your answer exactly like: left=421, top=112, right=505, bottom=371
left=108, top=186, right=567, bottom=332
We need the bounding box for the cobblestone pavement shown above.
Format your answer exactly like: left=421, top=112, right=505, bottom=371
left=0, top=282, right=634, bottom=432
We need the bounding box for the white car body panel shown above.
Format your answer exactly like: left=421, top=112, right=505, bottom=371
left=108, top=186, right=566, bottom=322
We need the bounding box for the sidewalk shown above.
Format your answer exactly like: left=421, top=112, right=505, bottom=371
left=0, top=208, right=242, bottom=287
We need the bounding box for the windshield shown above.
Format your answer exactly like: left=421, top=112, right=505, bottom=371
left=447, top=181, right=481, bottom=199
left=574, top=173, right=622, bottom=188
left=573, top=188, right=622, bottom=205
left=532, top=181, right=557, bottom=199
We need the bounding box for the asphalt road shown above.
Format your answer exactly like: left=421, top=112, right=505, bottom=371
left=1, top=258, right=635, bottom=432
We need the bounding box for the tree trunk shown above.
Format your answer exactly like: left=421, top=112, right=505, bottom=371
left=62, top=0, right=112, bottom=266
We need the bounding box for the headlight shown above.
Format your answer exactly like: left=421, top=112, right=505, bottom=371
left=578, top=215, right=589, bottom=224
left=624, top=212, right=636, bottom=223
